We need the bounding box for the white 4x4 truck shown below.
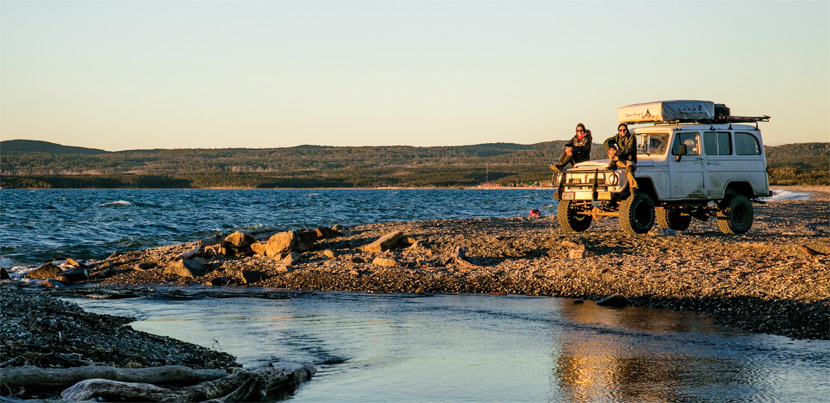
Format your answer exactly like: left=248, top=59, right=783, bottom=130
left=554, top=100, right=772, bottom=235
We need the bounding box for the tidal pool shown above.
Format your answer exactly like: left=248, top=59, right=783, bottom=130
left=71, top=291, right=830, bottom=402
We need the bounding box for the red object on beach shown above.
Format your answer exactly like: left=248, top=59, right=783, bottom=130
left=529, top=209, right=541, bottom=218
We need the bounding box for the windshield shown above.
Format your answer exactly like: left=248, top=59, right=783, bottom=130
left=636, top=133, right=669, bottom=155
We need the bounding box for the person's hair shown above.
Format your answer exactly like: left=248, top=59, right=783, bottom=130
left=618, top=123, right=629, bottom=132
left=576, top=123, right=586, bottom=131
left=585, top=129, right=591, bottom=136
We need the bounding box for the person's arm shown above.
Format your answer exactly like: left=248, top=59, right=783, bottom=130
left=618, top=136, right=637, bottom=158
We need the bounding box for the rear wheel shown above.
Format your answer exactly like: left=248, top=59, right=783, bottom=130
left=655, top=207, right=692, bottom=231
left=558, top=200, right=593, bottom=232
left=717, top=194, right=753, bottom=234
left=619, top=193, right=655, bottom=235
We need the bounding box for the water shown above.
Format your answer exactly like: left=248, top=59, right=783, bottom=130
left=6, top=188, right=826, bottom=401
left=69, top=291, right=830, bottom=402
left=0, top=188, right=554, bottom=266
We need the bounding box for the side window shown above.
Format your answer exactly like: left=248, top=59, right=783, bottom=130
left=672, top=132, right=700, bottom=155
left=735, top=132, right=761, bottom=155
left=704, top=132, right=732, bottom=155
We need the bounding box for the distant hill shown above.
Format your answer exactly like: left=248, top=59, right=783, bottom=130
left=0, top=139, right=826, bottom=188
left=1, top=139, right=108, bottom=155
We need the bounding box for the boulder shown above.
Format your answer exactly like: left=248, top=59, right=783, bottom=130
left=163, top=259, right=206, bottom=278
left=240, top=270, right=268, bottom=284
left=25, top=263, right=62, bottom=280
left=364, top=231, right=404, bottom=252
left=331, top=224, right=345, bottom=231
left=313, top=227, right=342, bottom=239
left=372, top=257, right=400, bottom=267
left=0, top=268, right=10, bottom=280
left=65, top=258, right=86, bottom=268
left=223, top=231, right=256, bottom=249
left=322, top=249, right=336, bottom=259
left=210, top=277, right=231, bottom=286
left=266, top=231, right=315, bottom=256
left=596, top=293, right=628, bottom=308
left=56, top=268, right=89, bottom=284
left=250, top=242, right=267, bottom=256
left=279, top=252, right=300, bottom=266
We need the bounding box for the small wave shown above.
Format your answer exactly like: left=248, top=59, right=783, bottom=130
left=99, top=200, right=133, bottom=207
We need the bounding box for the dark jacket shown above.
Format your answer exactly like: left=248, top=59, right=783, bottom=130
left=603, top=133, right=637, bottom=163
left=566, top=132, right=592, bottom=163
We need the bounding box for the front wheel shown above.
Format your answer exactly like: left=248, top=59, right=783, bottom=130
left=717, top=194, right=753, bottom=234
left=655, top=207, right=692, bottom=231
left=619, top=193, right=655, bottom=235
left=558, top=200, right=593, bottom=233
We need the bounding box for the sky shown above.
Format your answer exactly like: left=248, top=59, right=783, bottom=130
left=1, top=0, right=828, bottom=151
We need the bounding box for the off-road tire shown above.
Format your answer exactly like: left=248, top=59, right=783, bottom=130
left=558, top=200, right=593, bottom=233
left=655, top=207, right=692, bottom=231
left=619, top=193, right=655, bottom=235
left=717, top=194, right=753, bottom=234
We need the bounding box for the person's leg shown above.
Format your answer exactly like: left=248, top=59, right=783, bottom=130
left=624, top=161, right=638, bottom=190
left=551, top=151, right=572, bottom=172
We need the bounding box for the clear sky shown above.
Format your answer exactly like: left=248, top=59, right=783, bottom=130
left=1, top=0, right=828, bottom=151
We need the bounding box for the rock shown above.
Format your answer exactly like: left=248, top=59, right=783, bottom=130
left=275, top=265, right=294, bottom=274
left=649, top=227, right=677, bottom=237
left=266, top=231, right=316, bottom=256
left=313, top=227, right=342, bottom=239
left=135, top=262, right=157, bottom=271
left=65, top=258, right=86, bottom=268
left=56, top=268, right=89, bottom=284
left=240, top=270, right=268, bottom=284
left=573, top=300, right=584, bottom=304
left=176, top=246, right=202, bottom=260
left=322, top=249, right=336, bottom=259
left=223, top=231, right=256, bottom=249
left=596, top=293, right=628, bottom=308
left=568, top=249, right=590, bottom=259
left=107, top=251, right=122, bottom=259
left=562, top=240, right=583, bottom=249
left=199, top=234, right=224, bottom=248
left=210, top=277, right=231, bottom=286
left=280, top=252, right=300, bottom=266
left=332, top=224, right=345, bottom=231
left=350, top=256, right=365, bottom=264
left=43, top=278, right=70, bottom=288
left=0, top=268, right=10, bottom=280
left=163, top=259, right=206, bottom=278
left=25, top=263, right=62, bottom=280
left=204, top=245, right=227, bottom=258
left=372, top=257, right=400, bottom=267
left=250, top=243, right=267, bottom=256
left=364, top=231, right=404, bottom=252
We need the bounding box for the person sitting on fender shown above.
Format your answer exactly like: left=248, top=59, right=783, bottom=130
left=604, top=123, right=639, bottom=191
left=551, top=123, right=592, bottom=173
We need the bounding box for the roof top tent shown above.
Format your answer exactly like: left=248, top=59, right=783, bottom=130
left=617, top=100, right=770, bottom=126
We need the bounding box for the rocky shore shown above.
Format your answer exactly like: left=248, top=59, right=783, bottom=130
left=1, top=187, right=828, bottom=398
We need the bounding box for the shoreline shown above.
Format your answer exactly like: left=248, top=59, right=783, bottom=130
left=3, top=196, right=825, bottom=340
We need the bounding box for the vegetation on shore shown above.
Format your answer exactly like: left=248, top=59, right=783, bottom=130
left=1, top=140, right=826, bottom=188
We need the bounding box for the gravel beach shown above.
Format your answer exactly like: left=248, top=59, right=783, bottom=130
left=1, top=186, right=827, bottom=397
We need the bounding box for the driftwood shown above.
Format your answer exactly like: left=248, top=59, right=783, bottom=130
left=444, top=246, right=481, bottom=268
left=176, top=245, right=202, bottom=260
left=60, top=362, right=315, bottom=402
left=0, top=365, right=228, bottom=389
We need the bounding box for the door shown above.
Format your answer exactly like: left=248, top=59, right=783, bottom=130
left=670, top=131, right=706, bottom=199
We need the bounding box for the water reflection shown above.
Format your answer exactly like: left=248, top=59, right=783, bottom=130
left=68, top=292, right=830, bottom=402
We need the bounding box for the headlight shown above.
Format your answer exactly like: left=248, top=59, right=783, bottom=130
left=606, top=172, right=619, bottom=185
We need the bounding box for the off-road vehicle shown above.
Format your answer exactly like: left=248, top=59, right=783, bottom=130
left=554, top=100, right=772, bottom=235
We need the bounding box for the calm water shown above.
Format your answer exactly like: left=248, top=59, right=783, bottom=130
left=0, top=188, right=554, bottom=266
left=70, top=290, right=830, bottom=402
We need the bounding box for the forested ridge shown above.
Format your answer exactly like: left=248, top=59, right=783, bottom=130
left=1, top=139, right=826, bottom=188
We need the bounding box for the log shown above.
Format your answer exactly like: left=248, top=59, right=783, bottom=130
left=0, top=365, right=228, bottom=389
left=444, top=246, right=481, bottom=268
left=176, top=245, right=202, bottom=260
left=59, top=363, right=315, bottom=402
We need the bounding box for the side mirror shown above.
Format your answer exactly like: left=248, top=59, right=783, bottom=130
left=675, top=144, right=687, bottom=162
